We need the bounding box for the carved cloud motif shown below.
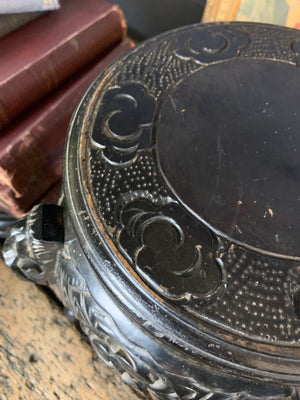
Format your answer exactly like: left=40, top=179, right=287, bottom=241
left=91, top=83, right=156, bottom=166
left=116, top=195, right=225, bottom=302
left=173, top=27, right=249, bottom=64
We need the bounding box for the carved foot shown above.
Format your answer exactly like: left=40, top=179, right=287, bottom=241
left=2, top=204, right=64, bottom=285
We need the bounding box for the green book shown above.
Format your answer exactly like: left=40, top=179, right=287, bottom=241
left=236, top=0, right=289, bottom=25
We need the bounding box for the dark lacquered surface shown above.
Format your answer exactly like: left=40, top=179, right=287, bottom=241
left=85, top=23, right=300, bottom=350
left=157, top=59, right=300, bottom=258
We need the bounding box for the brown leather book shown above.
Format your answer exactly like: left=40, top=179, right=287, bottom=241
left=0, top=39, right=134, bottom=217
left=0, top=184, right=34, bottom=217
left=0, top=0, right=126, bottom=130
left=0, top=180, right=62, bottom=217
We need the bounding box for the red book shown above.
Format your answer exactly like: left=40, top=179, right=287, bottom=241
left=0, top=180, right=62, bottom=217
left=0, top=0, right=126, bottom=130
left=0, top=184, right=35, bottom=217
left=0, top=39, right=134, bottom=217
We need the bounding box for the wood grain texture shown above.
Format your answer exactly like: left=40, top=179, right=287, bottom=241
left=0, top=258, right=148, bottom=400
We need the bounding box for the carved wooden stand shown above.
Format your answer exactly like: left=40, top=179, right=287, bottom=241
left=2, top=22, right=300, bottom=400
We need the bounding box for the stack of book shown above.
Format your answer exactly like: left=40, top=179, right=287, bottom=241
left=0, top=0, right=134, bottom=217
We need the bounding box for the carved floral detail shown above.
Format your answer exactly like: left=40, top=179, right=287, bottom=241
left=173, top=27, right=249, bottom=64
left=115, top=193, right=225, bottom=302
left=55, top=243, right=297, bottom=400
left=91, top=83, right=156, bottom=166
left=56, top=248, right=199, bottom=398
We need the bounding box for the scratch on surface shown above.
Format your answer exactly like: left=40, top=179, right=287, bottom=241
left=235, top=224, right=243, bottom=235
left=264, top=208, right=274, bottom=218
left=217, top=132, right=226, bottom=171
left=169, top=95, right=177, bottom=112
left=228, top=187, right=244, bottom=236
left=239, top=223, right=264, bottom=242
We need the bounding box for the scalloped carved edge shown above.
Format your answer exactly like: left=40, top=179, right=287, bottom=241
left=90, top=82, right=156, bottom=167
left=171, top=25, right=250, bottom=64
left=115, top=191, right=226, bottom=303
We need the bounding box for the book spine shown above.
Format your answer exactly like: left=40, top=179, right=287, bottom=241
left=0, top=0, right=127, bottom=130
left=0, top=39, right=134, bottom=216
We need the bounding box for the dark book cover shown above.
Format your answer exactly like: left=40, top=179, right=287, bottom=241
left=0, top=0, right=127, bottom=130
left=111, top=0, right=205, bottom=40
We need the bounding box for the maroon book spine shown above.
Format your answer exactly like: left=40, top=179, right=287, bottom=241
left=0, top=180, right=62, bottom=217
left=0, top=0, right=127, bottom=130
left=0, top=39, right=134, bottom=217
left=0, top=184, right=35, bottom=217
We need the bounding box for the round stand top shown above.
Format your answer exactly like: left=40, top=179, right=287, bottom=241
left=65, top=22, right=300, bottom=384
